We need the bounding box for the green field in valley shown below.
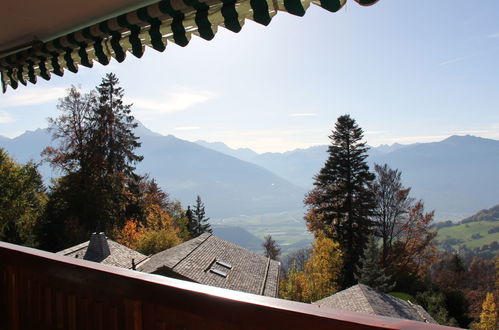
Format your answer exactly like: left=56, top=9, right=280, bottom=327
left=437, top=221, right=499, bottom=249
left=213, top=210, right=313, bottom=255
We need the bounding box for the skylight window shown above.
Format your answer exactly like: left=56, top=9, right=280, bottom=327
left=206, top=259, right=232, bottom=278
left=209, top=268, right=228, bottom=278
left=216, top=260, right=232, bottom=269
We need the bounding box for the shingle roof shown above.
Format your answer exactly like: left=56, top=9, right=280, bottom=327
left=138, top=233, right=280, bottom=297
left=57, top=233, right=148, bottom=270
left=314, top=284, right=437, bottom=324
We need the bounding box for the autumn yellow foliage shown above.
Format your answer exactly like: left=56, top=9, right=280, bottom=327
left=475, top=293, right=497, bottom=330
left=117, top=204, right=181, bottom=255
left=280, top=235, right=342, bottom=302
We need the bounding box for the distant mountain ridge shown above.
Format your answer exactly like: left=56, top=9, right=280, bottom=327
left=0, top=125, right=305, bottom=219
left=3, top=124, right=499, bottom=221
left=196, top=135, right=499, bottom=221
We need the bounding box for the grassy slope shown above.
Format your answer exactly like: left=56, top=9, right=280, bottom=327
left=437, top=221, right=499, bottom=249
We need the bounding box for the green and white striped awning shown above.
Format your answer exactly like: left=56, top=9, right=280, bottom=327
left=0, top=0, right=378, bottom=93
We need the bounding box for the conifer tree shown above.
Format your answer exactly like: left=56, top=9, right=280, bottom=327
left=188, top=196, right=212, bottom=237
left=304, top=114, right=375, bottom=288
left=41, top=74, right=144, bottom=248
left=186, top=205, right=194, bottom=234
left=93, top=73, right=143, bottom=177
left=354, top=236, right=395, bottom=292
left=263, top=235, right=281, bottom=260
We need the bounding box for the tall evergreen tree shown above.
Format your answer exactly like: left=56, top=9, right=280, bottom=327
left=354, top=236, right=395, bottom=292
left=263, top=235, right=281, bottom=260
left=186, top=206, right=195, bottom=235
left=93, top=73, right=143, bottom=177
left=304, top=114, right=375, bottom=288
left=188, top=196, right=212, bottom=237
left=41, top=74, right=143, bottom=248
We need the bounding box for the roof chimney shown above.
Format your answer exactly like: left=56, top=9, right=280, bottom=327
left=84, top=232, right=111, bottom=262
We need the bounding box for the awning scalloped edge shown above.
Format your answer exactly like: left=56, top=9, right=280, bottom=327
left=0, top=0, right=379, bottom=93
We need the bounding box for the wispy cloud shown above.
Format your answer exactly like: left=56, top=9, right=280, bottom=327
left=174, top=126, right=200, bottom=131
left=1, top=87, right=66, bottom=107
left=289, top=113, right=318, bottom=117
left=129, top=89, right=216, bottom=114
left=439, top=55, right=470, bottom=66
left=0, top=111, right=14, bottom=124
left=487, top=32, right=499, bottom=39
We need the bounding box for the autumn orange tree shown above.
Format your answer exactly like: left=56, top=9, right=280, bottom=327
left=117, top=177, right=188, bottom=254
left=387, top=201, right=437, bottom=276
left=371, top=164, right=437, bottom=276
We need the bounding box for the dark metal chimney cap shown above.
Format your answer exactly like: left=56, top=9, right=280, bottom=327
left=84, top=232, right=111, bottom=262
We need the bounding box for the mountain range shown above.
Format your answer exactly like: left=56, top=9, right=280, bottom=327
left=0, top=124, right=305, bottom=218
left=1, top=123, right=499, bottom=221
left=197, top=135, right=499, bottom=220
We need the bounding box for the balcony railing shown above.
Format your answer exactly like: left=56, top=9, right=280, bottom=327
left=1, top=241, right=457, bottom=330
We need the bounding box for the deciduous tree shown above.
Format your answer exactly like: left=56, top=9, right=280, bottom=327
left=41, top=74, right=143, bottom=244
left=0, top=148, right=46, bottom=246
left=476, top=293, right=497, bottom=330
left=388, top=201, right=437, bottom=276
left=279, top=235, right=342, bottom=302
left=371, top=164, right=412, bottom=267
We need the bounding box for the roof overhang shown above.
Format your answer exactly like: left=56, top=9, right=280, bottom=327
left=0, top=0, right=379, bottom=93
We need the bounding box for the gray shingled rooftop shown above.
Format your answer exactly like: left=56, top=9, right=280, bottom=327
left=138, top=233, right=280, bottom=297
left=57, top=233, right=148, bottom=270
left=314, top=284, right=437, bottom=324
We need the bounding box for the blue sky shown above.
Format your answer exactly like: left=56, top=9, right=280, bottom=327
left=1, top=0, right=499, bottom=152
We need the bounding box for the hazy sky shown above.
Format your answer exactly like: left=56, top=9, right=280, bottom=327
left=1, top=0, right=499, bottom=153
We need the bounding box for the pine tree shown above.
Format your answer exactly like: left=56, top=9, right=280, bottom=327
left=93, top=73, right=143, bottom=177
left=263, top=235, right=281, bottom=260
left=354, top=236, right=395, bottom=292
left=304, top=114, right=375, bottom=288
left=41, top=74, right=144, bottom=246
left=186, top=206, right=195, bottom=235
left=189, top=196, right=212, bottom=237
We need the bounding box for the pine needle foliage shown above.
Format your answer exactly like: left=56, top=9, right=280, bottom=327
left=304, top=114, right=375, bottom=288
left=354, top=235, right=395, bottom=292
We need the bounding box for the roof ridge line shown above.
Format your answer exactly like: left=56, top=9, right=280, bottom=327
left=406, top=300, right=429, bottom=323
left=357, top=284, right=378, bottom=315
left=172, top=233, right=212, bottom=270
left=259, top=257, right=271, bottom=295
